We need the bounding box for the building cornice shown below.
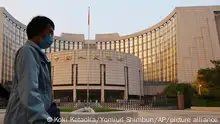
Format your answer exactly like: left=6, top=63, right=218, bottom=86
left=0, top=7, right=26, bottom=29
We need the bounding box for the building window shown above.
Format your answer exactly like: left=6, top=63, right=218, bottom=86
left=104, top=64, right=106, bottom=84
left=120, top=40, right=124, bottom=52
left=102, top=42, right=105, bottom=50
left=68, top=41, right=70, bottom=50
left=119, top=41, right=121, bottom=52
left=69, top=42, right=73, bottom=50
left=77, top=42, right=80, bottom=49
left=76, top=64, right=78, bottom=83
left=129, top=38, right=133, bottom=54
left=110, top=41, right=114, bottom=50
left=124, top=66, right=129, bottom=96
left=134, top=37, right=138, bottom=56
left=109, top=41, right=112, bottom=50
left=74, top=42, right=78, bottom=49
left=100, top=42, right=102, bottom=49
left=79, top=42, right=82, bottom=49
left=97, top=42, right=101, bottom=49
left=65, top=41, right=69, bottom=50
left=114, top=41, right=116, bottom=51
left=107, top=42, right=110, bottom=50
left=125, top=39, right=129, bottom=53
left=72, top=64, right=74, bottom=84
left=100, top=64, right=102, bottom=84
left=63, top=41, right=66, bottom=50
left=116, top=41, right=119, bottom=52
left=72, top=42, right=75, bottom=50
left=100, top=64, right=106, bottom=85
left=139, top=36, right=143, bottom=52
left=60, top=41, right=64, bottom=50
left=58, top=40, right=61, bottom=51
left=104, top=42, right=106, bottom=50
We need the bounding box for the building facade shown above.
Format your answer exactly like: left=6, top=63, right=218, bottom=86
left=0, top=8, right=27, bottom=84
left=0, top=6, right=220, bottom=97
left=47, top=43, right=143, bottom=102
left=45, top=6, right=220, bottom=84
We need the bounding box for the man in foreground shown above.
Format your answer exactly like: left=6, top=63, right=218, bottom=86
left=4, top=16, right=60, bottom=124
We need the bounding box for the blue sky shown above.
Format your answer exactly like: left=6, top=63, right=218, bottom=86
left=1, top=0, right=220, bottom=39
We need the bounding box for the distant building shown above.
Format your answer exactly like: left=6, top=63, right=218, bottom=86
left=0, top=6, right=220, bottom=99
left=45, top=6, right=220, bottom=84
left=0, top=7, right=27, bottom=84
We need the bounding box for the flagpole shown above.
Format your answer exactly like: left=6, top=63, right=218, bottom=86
left=87, top=7, right=90, bottom=106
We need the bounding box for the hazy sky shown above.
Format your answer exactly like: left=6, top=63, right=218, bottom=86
left=1, top=0, right=220, bottom=39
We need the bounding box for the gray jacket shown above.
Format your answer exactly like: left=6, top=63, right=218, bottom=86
left=4, top=40, right=53, bottom=124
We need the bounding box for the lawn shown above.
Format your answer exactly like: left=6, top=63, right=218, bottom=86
left=60, top=108, right=123, bottom=112
left=60, top=108, right=79, bottom=112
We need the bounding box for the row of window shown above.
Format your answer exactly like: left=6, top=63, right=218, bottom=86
left=45, top=40, right=84, bottom=53
left=1, top=12, right=177, bottom=83
left=96, top=35, right=176, bottom=52
left=3, top=13, right=27, bottom=40
left=44, top=15, right=177, bottom=55
left=1, top=14, right=26, bottom=83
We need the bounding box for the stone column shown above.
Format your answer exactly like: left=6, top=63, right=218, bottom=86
left=124, top=89, right=128, bottom=100
left=124, top=68, right=128, bottom=100
left=101, top=88, right=104, bottom=102
left=101, top=64, right=105, bottom=102
left=73, top=77, right=77, bottom=102
left=73, top=88, right=76, bottom=102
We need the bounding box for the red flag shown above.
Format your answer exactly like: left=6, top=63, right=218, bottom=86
left=88, top=7, right=90, bottom=25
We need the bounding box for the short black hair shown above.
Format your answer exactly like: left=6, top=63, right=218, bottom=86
left=26, top=16, right=55, bottom=39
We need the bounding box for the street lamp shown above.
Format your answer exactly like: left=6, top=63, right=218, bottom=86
left=199, top=84, right=202, bottom=95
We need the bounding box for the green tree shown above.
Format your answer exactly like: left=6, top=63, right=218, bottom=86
left=197, top=60, right=220, bottom=97
left=163, top=83, right=178, bottom=97
left=163, top=83, right=196, bottom=108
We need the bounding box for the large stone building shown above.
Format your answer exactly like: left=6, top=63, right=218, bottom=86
left=0, top=6, right=220, bottom=100
left=0, top=8, right=27, bottom=84
left=45, top=6, right=220, bottom=83
left=48, top=41, right=143, bottom=102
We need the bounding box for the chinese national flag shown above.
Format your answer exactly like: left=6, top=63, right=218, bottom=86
left=88, top=7, right=90, bottom=25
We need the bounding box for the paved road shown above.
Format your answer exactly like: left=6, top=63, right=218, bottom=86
left=1, top=110, right=220, bottom=124
left=0, top=113, right=4, bottom=124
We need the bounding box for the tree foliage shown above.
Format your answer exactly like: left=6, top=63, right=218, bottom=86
left=163, top=83, right=196, bottom=108
left=196, top=60, right=220, bottom=97
left=163, top=83, right=196, bottom=97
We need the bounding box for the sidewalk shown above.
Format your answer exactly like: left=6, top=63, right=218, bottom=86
left=191, top=107, right=220, bottom=112
left=0, top=110, right=220, bottom=124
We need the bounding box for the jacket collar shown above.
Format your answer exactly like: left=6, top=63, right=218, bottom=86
left=25, top=40, right=50, bottom=62
left=26, top=40, right=41, bottom=51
